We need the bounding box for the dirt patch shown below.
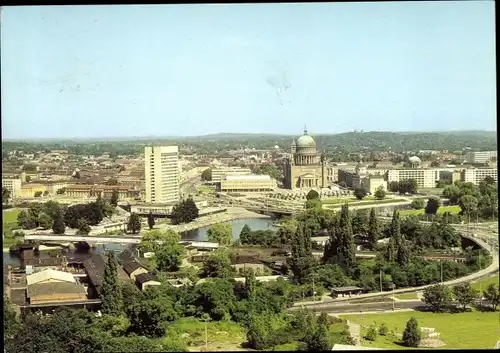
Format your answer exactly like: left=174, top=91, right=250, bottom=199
left=419, top=338, right=447, bottom=348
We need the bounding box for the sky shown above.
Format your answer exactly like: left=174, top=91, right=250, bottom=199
left=1, top=2, right=496, bottom=139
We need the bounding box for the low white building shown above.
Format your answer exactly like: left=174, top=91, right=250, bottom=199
left=220, top=174, right=277, bottom=193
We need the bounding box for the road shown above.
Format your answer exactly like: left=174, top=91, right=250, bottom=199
left=288, top=300, right=423, bottom=313
left=295, top=229, right=498, bottom=307
left=288, top=299, right=492, bottom=315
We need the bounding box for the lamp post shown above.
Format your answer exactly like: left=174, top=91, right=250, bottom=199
left=201, top=313, right=211, bottom=352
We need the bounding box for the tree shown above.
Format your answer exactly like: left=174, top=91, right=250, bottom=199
left=402, top=317, right=421, bottom=348
left=338, top=204, right=356, bottom=271
left=76, top=218, right=91, bottom=235
left=306, top=189, right=319, bottom=200
left=453, top=282, right=478, bottom=311
left=155, top=238, right=184, bottom=272
left=101, top=252, right=123, bottom=315
left=388, top=181, right=400, bottom=192
left=4, top=295, right=19, bottom=340
left=43, top=190, right=49, bottom=196
left=354, top=187, right=367, bottom=200
left=411, top=198, right=425, bottom=210
left=34, top=191, right=43, bottom=197
left=207, top=223, right=233, bottom=246
left=374, top=186, right=386, bottom=200
left=201, top=168, right=212, bottom=181
left=147, top=212, right=155, bottom=230
left=305, top=198, right=322, bottom=209
left=365, top=326, right=378, bottom=341
left=305, top=317, right=331, bottom=351
left=105, top=178, right=118, bottom=185
left=422, top=284, right=453, bottom=312
left=367, top=208, right=382, bottom=250
left=239, top=224, right=252, bottom=244
left=483, top=284, right=500, bottom=311
left=127, top=295, right=178, bottom=338
left=2, top=187, right=11, bottom=204
left=201, top=248, right=233, bottom=278
left=52, top=211, right=66, bottom=234
left=110, top=189, right=119, bottom=207
left=458, top=195, right=479, bottom=217
left=56, top=187, right=66, bottom=195
left=37, top=212, right=52, bottom=230
left=170, top=198, right=199, bottom=225
left=424, top=197, right=441, bottom=215
left=17, top=209, right=37, bottom=229
left=127, top=212, right=142, bottom=234
left=398, top=179, right=418, bottom=194
left=442, top=185, right=461, bottom=205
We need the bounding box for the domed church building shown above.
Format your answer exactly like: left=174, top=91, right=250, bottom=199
left=283, top=127, right=331, bottom=189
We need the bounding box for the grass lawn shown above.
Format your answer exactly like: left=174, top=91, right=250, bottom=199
left=393, top=292, right=419, bottom=300
left=341, top=310, right=499, bottom=349
left=197, top=185, right=216, bottom=194
left=399, top=205, right=461, bottom=217
left=470, top=275, right=499, bottom=292
left=167, top=317, right=247, bottom=351
left=2, top=209, right=21, bottom=247
left=325, top=198, right=406, bottom=209
left=323, top=196, right=375, bottom=205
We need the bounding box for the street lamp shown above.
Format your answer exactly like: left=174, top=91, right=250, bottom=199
left=201, top=313, right=211, bottom=351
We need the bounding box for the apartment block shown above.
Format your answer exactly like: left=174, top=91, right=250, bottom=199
left=211, top=166, right=252, bottom=183
left=465, top=151, right=497, bottom=164
left=387, top=169, right=436, bottom=188
left=144, top=146, right=180, bottom=204
left=2, top=177, right=22, bottom=197
left=461, top=167, right=498, bottom=185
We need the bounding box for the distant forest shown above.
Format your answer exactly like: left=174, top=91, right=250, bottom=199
left=2, top=131, right=497, bottom=158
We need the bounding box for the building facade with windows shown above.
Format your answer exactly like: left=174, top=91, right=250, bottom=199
left=465, top=151, right=497, bottom=164
left=144, top=146, right=180, bottom=204
left=220, top=174, right=277, bottom=193
left=211, top=166, right=252, bottom=183
left=387, top=169, right=436, bottom=188
left=283, top=128, right=331, bottom=189
left=461, top=167, right=497, bottom=185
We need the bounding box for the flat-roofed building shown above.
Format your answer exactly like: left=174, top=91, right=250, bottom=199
left=2, top=176, right=22, bottom=197
left=27, top=282, right=87, bottom=305
left=64, top=184, right=141, bottom=199
left=465, top=151, right=497, bottom=164
left=220, top=174, right=277, bottom=193
left=461, top=167, right=498, bottom=185
left=144, top=146, right=180, bottom=204
left=387, top=168, right=436, bottom=188
left=211, top=166, right=252, bottom=183
left=361, top=175, right=387, bottom=194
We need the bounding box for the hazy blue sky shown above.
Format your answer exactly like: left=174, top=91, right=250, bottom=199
left=1, top=2, right=496, bottom=139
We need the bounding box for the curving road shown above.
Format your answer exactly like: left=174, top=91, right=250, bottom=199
left=296, top=229, right=498, bottom=308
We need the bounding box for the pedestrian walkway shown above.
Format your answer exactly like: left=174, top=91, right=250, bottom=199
left=346, top=320, right=361, bottom=346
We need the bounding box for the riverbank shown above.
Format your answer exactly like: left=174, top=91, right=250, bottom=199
left=158, top=207, right=271, bottom=233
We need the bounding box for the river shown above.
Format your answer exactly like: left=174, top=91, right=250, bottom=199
left=3, top=218, right=277, bottom=267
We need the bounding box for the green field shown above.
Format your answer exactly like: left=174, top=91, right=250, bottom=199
left=197, top=185, right=216, bottom=194
left=167, top=317, right=246, bottom=351
left=322, top=196, right=375, bottom=205
left=341, top=311, right=499, bottom=349
left=399, top=205, right=461, bottom=217
left=2, top=209, right=21, bottom=247
left=325, top=198, right=406, bottom=209
left=471, top=275, right=499, bottom=292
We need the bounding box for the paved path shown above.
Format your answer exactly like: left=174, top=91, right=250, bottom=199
left=346, top=320, right=361, bottom=346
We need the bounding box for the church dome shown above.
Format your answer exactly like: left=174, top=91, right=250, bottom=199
left=409, top=156, right=421, bottom=164
left=296, top=133, right=316, bottom=148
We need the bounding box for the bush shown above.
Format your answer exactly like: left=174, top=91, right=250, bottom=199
left=365, top=326, right=378, bottom=341
left=378, top=323, right=388, bottom=336
left=410, top=199, right=425, bottom=210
